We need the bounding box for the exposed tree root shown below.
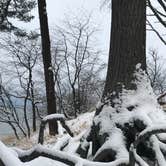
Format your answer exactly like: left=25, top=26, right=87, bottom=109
left=129, top=125, right=166, bottom=166
left=1, top=70, right=166, bottom=166
left=0, top=160, right=5, bottom=166
left=3, top=124, right=166, bottom=166
left=14, top=144, right=78, bottom=165
left=16, top=144, right=129, bottom=166
left=75, top=69, right=166, bottom=165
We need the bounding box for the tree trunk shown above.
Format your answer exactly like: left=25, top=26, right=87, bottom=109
left=37, top=0, right=58, bottom=135
left=76, top=0, right=148, bottom=163
left=103, top=0, right=146, bottom=98
left=8, top=122, right=20, bottom=140
left=30, top=81, right=36, bottom=132
left=72, top=85, right=77, bottom=118
left=23, top=82, right=31, bottom=138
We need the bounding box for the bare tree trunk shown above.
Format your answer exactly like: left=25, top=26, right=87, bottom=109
left=103, top=0, right=146, bottom=98
left=30, top=81, right=36, bottom=132
left=37, top=0, right=58, bottom=135
left=16, top=123, right=27, bottom=137
left=72, top=85, right=77, bottom=118
left=23, top=86, right=31, bottom=138
left=78, top=0, right=147, bottom=162
left=8, top=122, right=20, bottom=140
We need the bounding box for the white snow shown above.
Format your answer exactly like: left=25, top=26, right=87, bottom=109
left=94, top=128, right=129, bottom=160
left=0, top=139, right=129, bottom=166
left=25, top=157, right=68, bottom=166
left=1, top=66, right=166, bottom=165
left=52, top=135, right=70, bottom=151
left=93, top=66, right=166, bottom=163
left=42, top=114, right=65, bottom=122
left=0, top=141, right=22, bottom=166
left=0, top=111, right=95, bottom=165
left=133, top=149, right=149, bottom=166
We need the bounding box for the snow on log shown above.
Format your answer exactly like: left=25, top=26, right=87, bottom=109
left=42, top=114, right=65, bottom=122
left=38, top=113, right=73, bottom=144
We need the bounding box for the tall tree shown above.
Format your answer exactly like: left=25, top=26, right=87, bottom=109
left=103, top=0, right=146, bottom=99
left=102, top=0, right=166, bottom=44
left=37, top=0, right=58, bottom=135
left=75, top=0, right=166, bottom=165
left=93, top=0, right=146, bottom=157
left=1, top=1, right=166, bottom=165
left=0, top=0, right=58, bottom=135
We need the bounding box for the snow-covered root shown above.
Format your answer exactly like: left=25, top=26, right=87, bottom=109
left=15, top=143, right=129, bottom=166
left=2, top=67, right=166, bottom=165
left=93, top=129, right=129, bottom=162
left=38, top=113, right=74, bottom=144
left=74, top=66, right=166, bottom=165
left=76, top=129, right=92, bottom=158
left=128, top=125, right=166, bottom=166
left=52, top=135, right=70, bottom=151
left=17, top=144, right=77, bottom=166
left=4, top=131, right=164, bottom=166
left=130, top=146, right=149, bottom=166
left=0, top=140, right=128, bottom=166
left=87, top=117, right=166, bottom=165
left=0, top=141, right=22, bottom=166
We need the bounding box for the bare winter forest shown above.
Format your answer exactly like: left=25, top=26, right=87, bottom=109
left=0, top=0, right=166, bottom=165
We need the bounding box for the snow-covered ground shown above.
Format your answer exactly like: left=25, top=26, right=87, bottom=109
left=1, top=111, right=94, bottom=149
left=1, top=67, right=166, bottom=166
left=0, top=111, right=95, bottom=165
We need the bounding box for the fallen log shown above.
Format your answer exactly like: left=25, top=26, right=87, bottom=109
left=38, top=113, right=74, bottom=144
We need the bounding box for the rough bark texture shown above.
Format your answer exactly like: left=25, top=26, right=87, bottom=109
left=37, top=0, right=58, bottom=135
left=82, top=0, right=148, bottom=163
left=103, top=0, right=146, bottom=98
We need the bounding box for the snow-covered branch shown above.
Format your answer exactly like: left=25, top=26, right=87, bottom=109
left=38, top=113, right=74, bottom=144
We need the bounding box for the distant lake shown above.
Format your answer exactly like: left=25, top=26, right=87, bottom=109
left=0, top=97, right=43, bottom=138
left=0, top=106, right=35, bottom=138
left=0, top=123, right=13, bottom=136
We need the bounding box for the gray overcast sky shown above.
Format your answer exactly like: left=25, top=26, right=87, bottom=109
left=29, top=0, right=165, bottom=60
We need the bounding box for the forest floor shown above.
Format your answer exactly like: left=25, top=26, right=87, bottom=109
left=1, top=111, right=94, bottom=150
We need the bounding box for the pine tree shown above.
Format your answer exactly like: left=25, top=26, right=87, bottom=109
left=0, top=0, right=36, bottom=31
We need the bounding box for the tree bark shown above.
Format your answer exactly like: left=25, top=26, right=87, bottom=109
left=37, top=0, right=58, bottom=135
left=103, top=0, right=146, bottom=98
left=23, top=79, right=31, bottom=138
left=84, top=0, right=147, bottom=162
left=30, top=81, right=36, bottom=132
